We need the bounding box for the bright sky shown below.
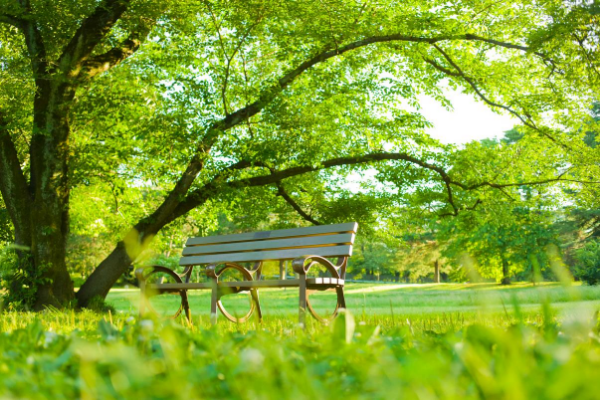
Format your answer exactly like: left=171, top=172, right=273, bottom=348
left=344, top=90, right=520, bottom=191
left=419, top=90, right=519, bottom=144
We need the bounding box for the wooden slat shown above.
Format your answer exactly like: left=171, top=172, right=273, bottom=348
left=147, top=282, right=212, bottom=290
left=183, top=233, right=355, bottom=256
left=185, top=222, right=358, bottom=246
left=179, top=245, right=352, bottom=266
left=147, top=280, right=299, bottom=290
left=219, top=280, right=299, bottom=288
left=307, top=278, right=344, bottom=285
left=218, top=278, right=344, bottom=288
left=146, top=278, right=345, bottom=291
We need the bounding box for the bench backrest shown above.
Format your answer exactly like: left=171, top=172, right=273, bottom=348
left=179, top=222, right=358, bottom=266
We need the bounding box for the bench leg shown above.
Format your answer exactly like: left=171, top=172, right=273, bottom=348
left=210, top=278, right=218, bottom=325
left=336, top=286, right=346, bottom=309
left=182, top=291, right=191, bottom=321
left=299, top=274, right=307, bottom=327
left=251, top=288, right=262, bottom=323
left=135, top=268, right=147, bottom=317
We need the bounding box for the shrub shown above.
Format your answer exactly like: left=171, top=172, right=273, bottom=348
left=0, top=245, right=46, bottom=310
left=574, top=239, right=600, bottom=285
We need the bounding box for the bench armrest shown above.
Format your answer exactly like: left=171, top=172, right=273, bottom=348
left=206, top=264, right=218, bottom=279
left=292, top=255, right=346, bottom=279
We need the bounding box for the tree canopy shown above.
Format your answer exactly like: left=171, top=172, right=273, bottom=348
left=0, top=0, right=599, bottom=309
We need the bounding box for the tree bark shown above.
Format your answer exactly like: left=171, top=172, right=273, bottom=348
left=434, top=260, right=440, bottom=283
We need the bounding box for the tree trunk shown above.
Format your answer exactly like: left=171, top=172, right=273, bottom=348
left=500, top=254, right=511, bottom=285
left=0, top=114, right=36, bottom=301
left=76, top=241, right=132, bottom=305
left=1, top=79, right=77, bottom=309
left=29, top=83, right=77, bottom=309
left=434, top=260, right=440, bottom=283
left=279, top=260, right=286, bottom=280
left=0, top=0, right=144, bottom=310
left=76, top=181, right=209, bottom=307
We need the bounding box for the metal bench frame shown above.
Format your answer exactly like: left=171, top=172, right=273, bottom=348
left=136, top=222, right=358, bottom=324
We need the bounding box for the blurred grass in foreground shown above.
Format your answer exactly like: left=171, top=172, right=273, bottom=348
left=0, top=282, right=599, bottom=399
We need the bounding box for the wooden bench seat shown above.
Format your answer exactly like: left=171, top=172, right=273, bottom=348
left=145, top=278, right=345, bottom=292
left=136, top=222, right=358, bottom=324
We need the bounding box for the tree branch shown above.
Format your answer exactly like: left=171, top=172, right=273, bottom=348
left=198, top=32, right=548, bottom=149
left=463, top=33, right=555, bottom=64
left=275, top=181, right=322, bottom=225
left=6, top=1, right=49, bottom=80
left=80, top=21, right=153, bottom=79
left=231, top=153, right=454, bottom=188
left=0, top=14, right=23, bottom=29
left=57, top=0, right=130, bottom=77
left=170, top=153, right=457, bottom=220
left=177, top=152, right=599, bottom=221
left=164, top=30, right=561, bottom=226
left=133, top=30, right=570, bottom=234
left=0, top=112, right=32, bottom=243
left=573, top=32, right=600, bottom=82
left=132, top=158, right=267, bottom=236
left=432, top=44, right=538, bottom=128
left=439, top=198, right=483, bottom=217
left=220, top=19, right=262, bottom=115
left=466, top=176, right=600, bottom=190
left=444, top=180, right=459, bottom=215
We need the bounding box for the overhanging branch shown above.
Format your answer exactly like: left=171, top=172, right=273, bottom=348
left=463, top=34, right=556, bottom=66
left=198, top=32, right=550, bottom=150
left=166, top=30, right=563, bottom=226
left=440, top=198, right=483, bottom=217
left=81, top=21, right=153, bottom=79
left=171, top=151, right=598, bottom=222
left=275, top=181, right=322, bottom=225
left=135, top=30, right=571, bottom=231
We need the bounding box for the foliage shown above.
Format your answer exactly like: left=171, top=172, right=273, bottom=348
left=574, top=239, right=600, bottom=285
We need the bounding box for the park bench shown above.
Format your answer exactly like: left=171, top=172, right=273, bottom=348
left=136, top=222, right=358, bottom=324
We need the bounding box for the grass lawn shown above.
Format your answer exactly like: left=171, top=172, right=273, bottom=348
left=107, top=281, right=600, bottom=323
left=0, top=282, right=599, bottom=399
